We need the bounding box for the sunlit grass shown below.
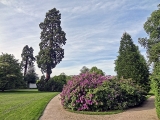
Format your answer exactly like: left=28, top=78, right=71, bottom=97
left=0, top=89, right=59, bottom=120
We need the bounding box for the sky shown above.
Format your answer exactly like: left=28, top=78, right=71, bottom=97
left=0, top=0, right=159, bottom=77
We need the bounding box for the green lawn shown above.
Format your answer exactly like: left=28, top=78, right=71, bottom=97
left=0, top=89, right=59, bottom=120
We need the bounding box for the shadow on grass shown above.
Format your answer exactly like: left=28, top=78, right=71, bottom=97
left=0, top=89, right=47, bottom=94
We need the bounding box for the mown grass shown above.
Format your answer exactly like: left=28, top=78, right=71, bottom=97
left=67, top=109, right=123, bottom=115
left=0, top=89, right=59, bottom=120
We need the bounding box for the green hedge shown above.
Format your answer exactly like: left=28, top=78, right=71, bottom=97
left=155, top=77, right=160, bottom=119
left=151, top=73, right=160, bottom=119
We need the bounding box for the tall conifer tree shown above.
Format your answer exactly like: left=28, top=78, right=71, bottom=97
left=21, top=45, right=35, bottom=76
left=115, top=32, right=149, bottom=92
left=36, top=8, right=67, bottom=81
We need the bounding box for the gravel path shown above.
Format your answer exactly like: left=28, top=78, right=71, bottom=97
left=40, top=94, right=158, bottom=120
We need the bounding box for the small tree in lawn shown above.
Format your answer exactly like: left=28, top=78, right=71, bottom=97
left=36, top=8, right=67, bottom=81
left=21, top=45, right=35, bottom=76
left=115, top=32, right=149, bottom=92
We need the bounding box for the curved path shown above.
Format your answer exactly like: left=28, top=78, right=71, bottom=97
left=40, top=95, right=158, bottom=120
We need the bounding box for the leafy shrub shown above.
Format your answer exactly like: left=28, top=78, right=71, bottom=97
left=151, top=73, right=160, bottom=119
left=36, top=75, right=66, bottom=92
left=60, top=73, right=146, bottom=111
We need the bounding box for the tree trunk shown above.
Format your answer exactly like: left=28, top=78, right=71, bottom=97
left=46, top=73, right=50, bottom=81
left=24, top=58, right=28, bottom=76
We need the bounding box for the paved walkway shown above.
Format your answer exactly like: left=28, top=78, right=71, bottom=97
left=40, top=95, right=158, bottom=120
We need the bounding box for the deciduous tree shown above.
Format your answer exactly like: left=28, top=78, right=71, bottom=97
left=0, top=53, right=23, bottom=91
left=80, top=66, right=89, bottom=74
left=89, top=66, right=105, bottom=76
left=138, top=4, right=160, bottom=64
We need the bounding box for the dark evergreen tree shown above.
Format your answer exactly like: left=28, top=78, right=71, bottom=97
left=36, top=8, right=67, bottom=81
left=21, top=45, right=35, bottom=76
left=115, top=32, right=149, bottom=92
left=25, top=64, right=38, bottom=87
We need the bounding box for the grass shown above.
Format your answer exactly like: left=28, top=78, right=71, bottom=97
left=0, top=89, right=59, bottom=120
left=66, top=109, right=123, bottom=115
left=146, top=89, right=155, bottom=99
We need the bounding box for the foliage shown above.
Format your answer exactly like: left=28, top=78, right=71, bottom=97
left=36, top=8, right=67, bottom=81
left=21, top=45, right=35, bottom=76
left=80, top=66, right=105, bottom=76
left=139, top=5, right=160, bottom=64
left=89, top=66, right=105, bottom=76
left=66, top=75, right=73, bottom=82
left=37, top=74, right=66, bottom=92
left=138, top=4, right=160, bottom=64
left=150, top=62, right=160, bottom=119
left=154, top=76, right=160, bottom=119
left=138, top=4, right=160, bottom=119
left=80, top=66, right=90, bottom=74
left=115, top=32, right=150, bottom=92
left=61, top=73, right=146, bottom=111
left=0, top=89, right=59, bottom=120
left=0, top=53, right=23, bottom=91
left=25, top=65, right=38, bottom=83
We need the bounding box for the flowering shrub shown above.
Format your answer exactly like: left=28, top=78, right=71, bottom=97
left=60, top=73, right=146, bottom=111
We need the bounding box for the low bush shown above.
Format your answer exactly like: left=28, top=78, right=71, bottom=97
left=61, top=73, right=146, bottom=111
left=36, top=75, right=66, bottom=92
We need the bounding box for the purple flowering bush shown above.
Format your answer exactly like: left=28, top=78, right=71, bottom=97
left=60, top=73, right=146, bottom=111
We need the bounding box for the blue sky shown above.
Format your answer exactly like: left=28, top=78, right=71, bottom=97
left=0, top=0, right=159, bottom=77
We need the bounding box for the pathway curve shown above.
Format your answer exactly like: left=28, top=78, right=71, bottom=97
left=40, top=95, right=158, bottom=120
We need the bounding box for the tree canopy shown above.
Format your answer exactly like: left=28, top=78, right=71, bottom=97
left=89, top=66, right=105, bottom=76
left=80, top=66, right=89, bottom=74
left=138, top=4, right=160, bottom=64
left=21, top=45, right=35, bottom=76
left=36, top=8, right=67, bottom=81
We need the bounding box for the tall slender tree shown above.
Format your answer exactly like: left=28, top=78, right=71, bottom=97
left=115, top=32, right=149, bottom=92
left=36, top=8, right=67, bottom=81
left=21, top=45, right=35, bottom=76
